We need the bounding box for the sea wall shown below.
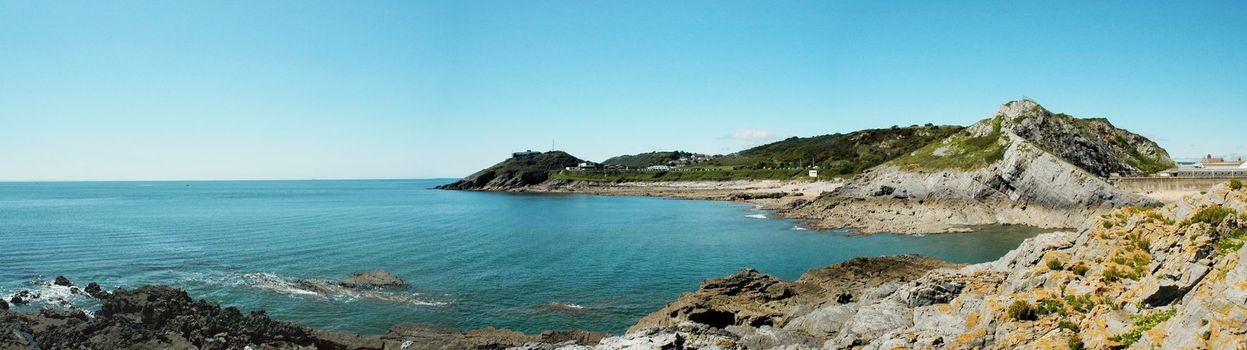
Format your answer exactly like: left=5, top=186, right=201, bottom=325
left=1114, top=177, right=1247, bottom=192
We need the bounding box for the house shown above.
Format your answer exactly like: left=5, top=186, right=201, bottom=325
left=512, top=150, right=541, bottom=158
left=1199, top=154, right=1245, bottom=168
left=808, top=169, right=819, bottom=178
left=577, top=161, right=602, bottom=170
left=646, top=165, right=671, bottom=171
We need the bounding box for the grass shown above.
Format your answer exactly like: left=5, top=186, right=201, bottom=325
left=1232, top=179, right=1244, bottom=191
left=1216, top=226, right=1247, bottom=257
left=1109, top=309, right=1176, bottom=348
left=890, top=116, right=1006, bottom=171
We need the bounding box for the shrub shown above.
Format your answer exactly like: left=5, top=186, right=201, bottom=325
left=1103, top=221, right=1115, bottom=229
left=1046, top=258, right=1063, bottom=271
left=1064, top=294, right=1096, bottom=313
left=1036, top=298, right=1066, bottom=316
left=1231, top=179, right=1243, bottom=190
left=1058, top=319, right=1080, bottom=332
left=1182, top=206, right=1236, bottom=226
left=1007, top=300, right=1038, bottom=321
left=1067, top=336, right=1085, bottom=350
left=1069, top=263, right=1089, bottom=276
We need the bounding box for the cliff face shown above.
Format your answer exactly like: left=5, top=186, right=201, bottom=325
left=436, top=151, right=583, bottom=190
left=568, top=183, right=1247, bottom=350
left=791, top=100, right=1169, bottom=233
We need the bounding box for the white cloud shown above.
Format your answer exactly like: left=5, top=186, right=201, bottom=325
left=721, top=128, right=776, bottom=143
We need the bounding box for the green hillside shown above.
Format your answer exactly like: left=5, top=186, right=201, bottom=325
left=602, top=151, right=697, bottom=168
left=698, top=125, right=963, bottom=176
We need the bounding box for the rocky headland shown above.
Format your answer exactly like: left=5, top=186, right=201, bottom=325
left=784, top=99, right=1172, bottom=234
left=439, top=100, right=1173, bottom=235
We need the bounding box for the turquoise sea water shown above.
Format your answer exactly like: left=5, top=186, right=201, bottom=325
left=0, top=179, right=1045, bottom=335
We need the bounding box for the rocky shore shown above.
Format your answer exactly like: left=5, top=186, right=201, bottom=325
left=517, top=182, right=1247, bottom=349
left=0, top=273, right=606, bottom=350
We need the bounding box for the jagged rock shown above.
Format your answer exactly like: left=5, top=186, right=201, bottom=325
left=340, top=269, right=409, bottom=288
left=53, top=276, right=73, bottom=287
left=904, top=278, right=964, bottom=307
left=8, top=290, right=35, bottom=306
left=83, top=282, right=111, bottom=299
left=0, top=299, right=8, bottom=310
left=628, top=256, right=953, bottom=333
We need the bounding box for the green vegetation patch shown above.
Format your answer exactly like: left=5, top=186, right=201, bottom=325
left=1182, top=206, right=1237, bottom=227
left=1007, top=300, right=1038, bottom=321
left=697, top=124, right=962, bottom=177
left=601, top=151, right=697, bottom=168
left=890, top=116, right=1006, bottom=171
left=1109, top=309, right=1176, bottom=348
left=550, top=168, right=812, bottom=182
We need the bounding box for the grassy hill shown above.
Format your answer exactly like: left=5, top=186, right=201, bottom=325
left=697, top=125, right=964, bottom=176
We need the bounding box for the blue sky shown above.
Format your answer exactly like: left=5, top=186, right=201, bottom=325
left=2, top=1, right=1245, bottom=180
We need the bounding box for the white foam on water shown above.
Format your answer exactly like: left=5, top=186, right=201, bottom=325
left=791, top=225, right=808, bottom=231
left=548, top=301, right=586, bottom=310
left=232, top=272, right=449, bottom=306
left=745, top=214, right=767, bottom=219
left=3, top=279, right=98, bottom=316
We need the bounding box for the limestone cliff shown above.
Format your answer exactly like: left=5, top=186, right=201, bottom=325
left=791, top=100, right=1172, bottom=234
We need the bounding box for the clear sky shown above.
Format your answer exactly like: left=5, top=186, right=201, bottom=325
left=2, top=1, right=1245, bottom=181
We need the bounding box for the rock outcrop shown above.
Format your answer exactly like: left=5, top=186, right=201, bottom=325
left=527, top=182, right=1247, bottom=349
left=791, top=99, right=1172, bottom=234
left=437, top=151, right=583, bottom=190
left=340, top=268, right=408, bottom=288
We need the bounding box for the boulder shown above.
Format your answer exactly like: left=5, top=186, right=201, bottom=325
left=53, top=275, right=73, bottom=287
left=83, top=282, right=111, bottom=299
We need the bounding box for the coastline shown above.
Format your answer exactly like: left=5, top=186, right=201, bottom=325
left=8, top=183, right=1243, bottom=349
left=457, top=179, right=1132, bottom=235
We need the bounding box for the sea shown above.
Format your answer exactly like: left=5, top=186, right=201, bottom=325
left=0, top=179, right=1046, bottom=335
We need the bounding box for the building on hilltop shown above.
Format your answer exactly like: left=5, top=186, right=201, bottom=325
left=512, top=150, right=541, bottom=158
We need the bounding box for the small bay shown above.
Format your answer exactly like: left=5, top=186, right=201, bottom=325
left=0, top=179, right=1043, bottom=335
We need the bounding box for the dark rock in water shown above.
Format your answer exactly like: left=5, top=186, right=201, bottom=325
left=341, top=269, right=409, bottom=288
left=0, top=299, right=8, bottom=310
left=83, top=282, right=111, bottom=299
left=54, top=275, right=73, bottom=287
left=9, top=290, right=35, bottom=306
